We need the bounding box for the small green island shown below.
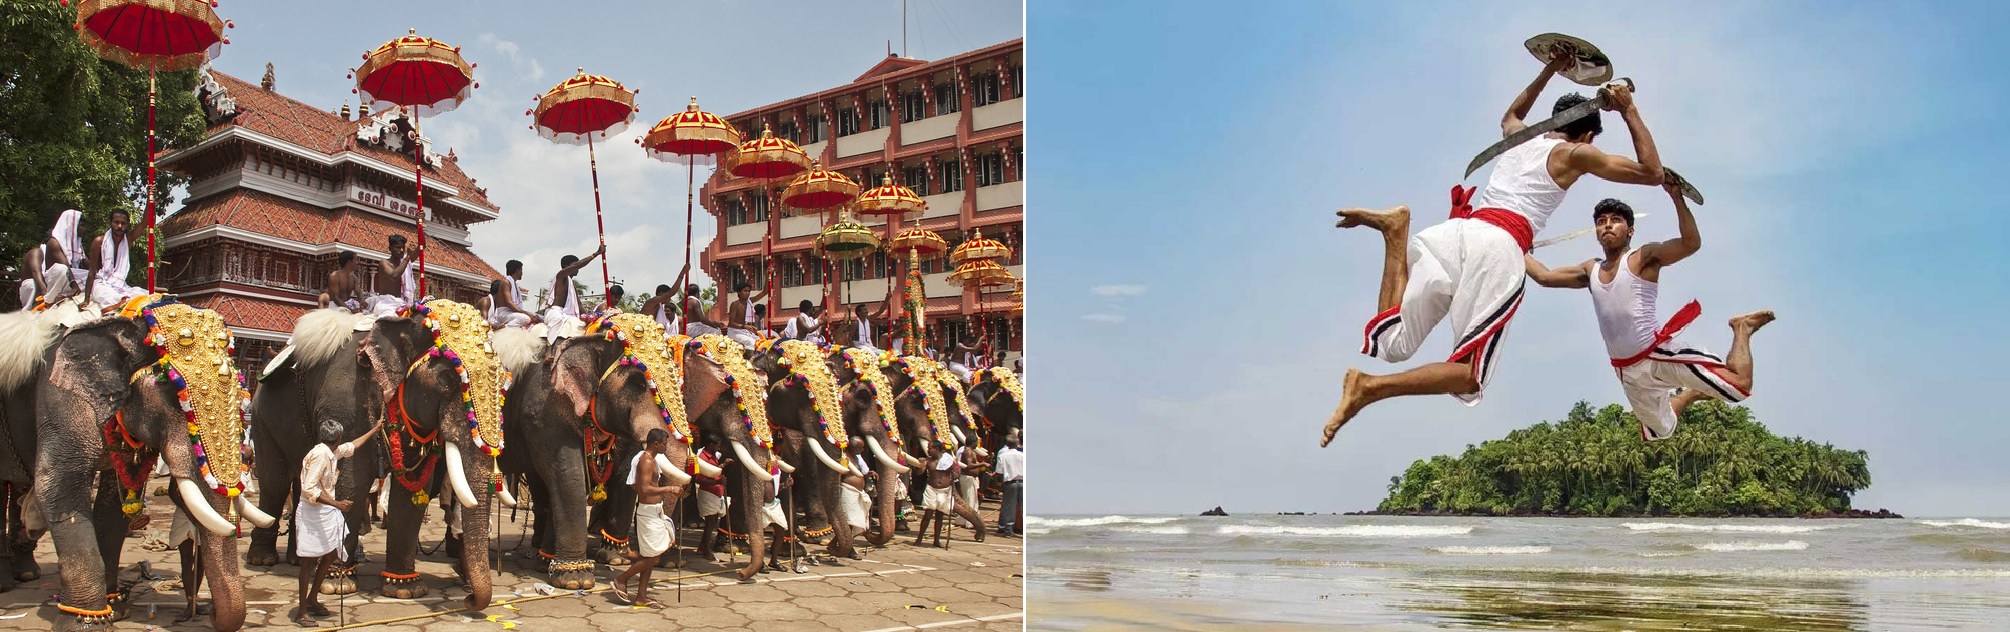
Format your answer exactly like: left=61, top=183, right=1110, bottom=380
left=1365, top=401, right=1899, bottom=518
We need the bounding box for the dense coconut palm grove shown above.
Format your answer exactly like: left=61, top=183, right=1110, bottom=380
left=1376, top=401, right=1873, bottom=517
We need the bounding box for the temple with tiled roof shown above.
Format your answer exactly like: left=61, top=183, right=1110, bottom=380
left=156, top=67, right=504, bottom=377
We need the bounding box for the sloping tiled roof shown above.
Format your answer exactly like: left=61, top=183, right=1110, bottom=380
left=184, top=294, right=310, bottom=334
left=205, top=71, right=499, bottom=211
left=160, top=189, right=501, bottom=281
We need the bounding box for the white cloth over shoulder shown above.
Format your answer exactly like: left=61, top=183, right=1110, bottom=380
left=89, top=229, right=146, bottom=307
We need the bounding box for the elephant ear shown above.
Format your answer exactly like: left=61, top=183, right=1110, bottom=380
left=362, top=316, right=429, bottom=406
left=46, top=317, right=153, bottom=428
left=550, top=336, right=605, bottom=420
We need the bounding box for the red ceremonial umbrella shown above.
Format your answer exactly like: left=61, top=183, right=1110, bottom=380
left=530, top=69, right=638, bottom=309
left=349, top=29, right=477, bottom=299
left=63, top=0, right=232, bottom=292
left=728, top=125, right=810, bottom=330
left=783, top=161, right=860, bottom=317
left=853, top=174, right=928, bottom=335
left=641, top=98, right=743, bottom=321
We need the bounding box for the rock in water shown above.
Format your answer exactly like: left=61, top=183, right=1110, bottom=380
left=1200, top=506, right=1228, bottom=516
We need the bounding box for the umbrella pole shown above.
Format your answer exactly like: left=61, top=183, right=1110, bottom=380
left=145, top=65, right=158, bottom=293
left=685, top=155, right=695, bottom=328
left=411, top=108, right=428, bottom=300
left=588, top=134, right=612, bottom=309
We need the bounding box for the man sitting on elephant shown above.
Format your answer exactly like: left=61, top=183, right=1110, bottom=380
left=84, top=210, right=149, bottom=309
left=16, top=209, right=85, bottom=311
left=365, top=235, right=416, bottom=317
left=317, top=251, right=363, bottom=312
left=293, top=418, right=381, bottom=626
left=541, top=246, right=605, bottom=343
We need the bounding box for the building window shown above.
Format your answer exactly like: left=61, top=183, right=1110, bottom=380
left=1012, top=63, right=1023, bottom=99
left=973, top=73, right=1001, bottom=107
left=806, top=114, right=827, bottom=143
left=940, top=160, right=963, bottom=192
left=749, top=193, right=769, bottom=222
left=868, top=99, right=889, bottom=130
left=837, top=107, right=860, bottom=137
left=903, top=166, right=928, bottom=194
left=871, top=251, right=887, bottom=279
left=976, top=153, right=1005, bottom=187
left=901, top=90, right=927, bottom=122
left=1015, top=146, right=1025, bottom=181
left=725, top=199, right=749, bottom=225
left=782, top=260, right=803, bottom=287
left=934, top=82, right=959, bottom=114
left=777, top=120, right=800, bottom=144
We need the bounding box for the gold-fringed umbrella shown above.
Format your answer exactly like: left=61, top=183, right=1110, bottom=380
left=950, top=227, right=1012, bottom=266
left=728, top=124, right=811, bottom=327
left=64, top=0, right=233, bottom=291
left=888, top=228, right=949, bottom=259
left=640, top=97, right=743, bottom=323
left=529, top=69, right=638, bottom=309
left=349, top=29, right=477, bottom=299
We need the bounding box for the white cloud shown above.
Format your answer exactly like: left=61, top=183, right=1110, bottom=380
left=476, top=33, right=545, bottom=83
left=1091, top=284, right=1148, bottom=297
left=1081, top=313, right=1126, bottom=324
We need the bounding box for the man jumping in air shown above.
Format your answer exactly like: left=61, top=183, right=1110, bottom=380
left=1322, top=51, right=1666, bottom=446
left=1524, top=185, right=1773, bottom=440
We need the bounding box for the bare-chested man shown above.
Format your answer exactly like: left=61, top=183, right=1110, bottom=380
left=913, top=441, right=984, bottom=546
left=364, top=235, right=416, bottom=316
left=540, top=245, right=605, bottom=343
left=612, top=429, right=681, bottom=608
left=86, top=210, right=149, bottom=307
left=1525, top=184, right=1773, bottom=440
left=1323, top=50, right=1666, bottom=446
left=317, top=251, right=363, bottom=312
left=16, top=210, right=80, bottom=310
left=723, top=281, right=770, bottom=349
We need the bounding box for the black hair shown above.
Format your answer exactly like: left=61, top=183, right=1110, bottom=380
left=506, top=259, right=523, bottom=275
left=754, top=304, right=767, bottom=315
left=734, top=281, right=751, bottom=292
left=337, top=250, right=357, bottom=266
left=561, top=255, right=579, bottom=268
left=609, top=284, right=625, bottom=299
left=645, top=428, right=669, bottom=444
left=388, top=234, right=407, bottom=247
left=798, top=300, right=814, bottom=311
left=656, top=284, right=673, bottom=295
left=1554, top=93, right=1604, bottom=140
left=1592, top=198, right=1635, bottom=226
left=489, top=279, right=504, bottom=294
left=685, top=283, right=701, bottom=295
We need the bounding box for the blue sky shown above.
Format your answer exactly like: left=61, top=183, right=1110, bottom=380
left=1030, top=1, right=2010, bottom=516
left=173, top=0, right=1021, bottom=296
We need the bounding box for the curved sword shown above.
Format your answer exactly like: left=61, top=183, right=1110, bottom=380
left=1465, top=78, right=1635, bottom=180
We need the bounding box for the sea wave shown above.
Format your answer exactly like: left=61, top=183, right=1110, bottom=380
left=1027, top=515, right=1181, bottom=528
left=1115, top=526, right=1191, bottom=535
left=1621, top=522, right=1839, bottom=534
left=1691, top=540, right=1810, bottom=552
left=1431, top=545, right=1550, bottom=555
left=1218, top=525, right=1474, bottom=538
left=1919, top=518, right=2010, bottom=530
left=1951, top=548, right=2010, bottom=563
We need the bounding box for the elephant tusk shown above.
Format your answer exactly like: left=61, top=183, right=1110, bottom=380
left=693, top=453, right=724, bottom=479
left=497, top=483, right=519, bottom=508
left=730, top=441, right=774, bottom=482
left=443, top=443, right=480, bottom=509
left=806, top=439, right=850, bottom=474
left=775, top=456, right=796, bottom=474
left=236, top=494, right=276, bottom=528
left=865, top=437, right=910, bottom=475
left=176, top=478, right=235, bottom=536
left=655, top=453, right=692, bottom=485
left=950, top=425, right=967, bottom=445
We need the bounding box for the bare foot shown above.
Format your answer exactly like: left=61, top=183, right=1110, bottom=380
left=1321, top=369, right=1368, bottom=447
left=1731, top=310, right=1776, bottom=333
left=1335, top=206, right=1410, bottom=233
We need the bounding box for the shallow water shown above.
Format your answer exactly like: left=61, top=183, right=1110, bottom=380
left=1028, top=514, right=2010, bottom=630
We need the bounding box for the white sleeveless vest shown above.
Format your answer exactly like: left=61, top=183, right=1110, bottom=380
left=1470, top=137, right=1570, bottom=235
left=1586, top=250, right=1662, bottom=359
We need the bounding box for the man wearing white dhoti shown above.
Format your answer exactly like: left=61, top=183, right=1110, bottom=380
left=723, top=281, right=768, bottom=350
left=291, top=418, right=380, bottom=626
left=16, top=210, right=86, bottom=310
left=1526, top=187, right=1772, bottom=441
left=913, top=442, right=984, bottom=545
left=85, top=211, right=149, bottom=309
left=1324, top=51, right=1669, bottom=447
left=612, top=429, right=680, bottom=607
left=363, top=235, right=416, bottom=318
left=782, top=300, right=825, bottom=345
left=487, top=260, right=538, bottom=328
left=541, top=247, right=603, bottom=344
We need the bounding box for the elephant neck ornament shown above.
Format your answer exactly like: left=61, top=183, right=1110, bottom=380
left=840, top=347, right=901, bottom=447
left=928, top=360, right=980, bottom=440
left=763, top=339, right=851, bottom=452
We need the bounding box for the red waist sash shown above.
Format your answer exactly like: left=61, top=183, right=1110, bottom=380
left=1611, top=300, right=1703, bottom=368
left=1447, top=185, right=1534, bottom=253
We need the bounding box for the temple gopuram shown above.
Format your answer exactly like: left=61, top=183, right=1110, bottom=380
left=157, top=66, right=503, bottom=379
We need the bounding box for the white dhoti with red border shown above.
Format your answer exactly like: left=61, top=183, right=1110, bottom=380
left=1611, top=300, right=1751, bottom=441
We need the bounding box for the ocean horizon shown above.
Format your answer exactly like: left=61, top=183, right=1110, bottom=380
left=1027, top=513, right=2010, bottom=630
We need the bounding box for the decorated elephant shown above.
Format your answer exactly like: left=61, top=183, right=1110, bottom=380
left=0, top=307, right=71, bottom=592
left=747, top=339, right=867, bottom=559
left=34, top=298, right=276, bottom=631
left=499, top=315, right=750, bottom=588
left=244, top=308, right=386, bottom=593
left=880, top=355, right=986, bottom=539
left=358, top=300, right=510, bottom=608
left=966, top=366, right=1024, bottom=447
left=831, top=348, right=926, bottom=547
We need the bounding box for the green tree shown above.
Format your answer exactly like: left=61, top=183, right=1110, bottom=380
left=1, top=0, right=210, bottom=299
left=1374, top=400, right=1876, bottom=517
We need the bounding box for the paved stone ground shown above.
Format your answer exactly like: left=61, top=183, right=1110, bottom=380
left=0, top=484, right=1023, bottom=631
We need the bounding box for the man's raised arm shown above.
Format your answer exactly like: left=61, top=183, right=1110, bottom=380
left=1639, top=182, right=1701, bottom=269
left=1503, top=53, right=1574, bottom=137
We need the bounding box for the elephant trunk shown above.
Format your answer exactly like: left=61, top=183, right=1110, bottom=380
left=866, top=457, right=900, bottom=546
left=457, top=449, right=495, bottom=612
left=199, top=497, right=247, bottom=632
